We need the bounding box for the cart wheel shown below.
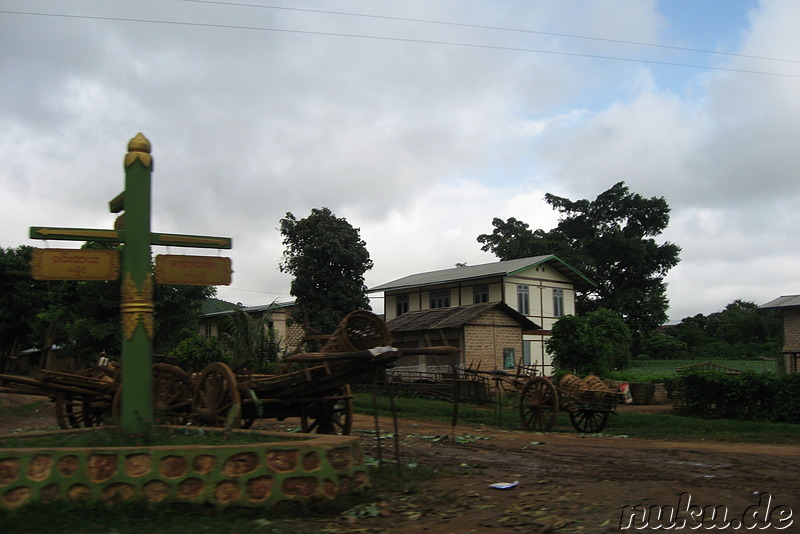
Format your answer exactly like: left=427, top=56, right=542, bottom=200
left=569, top=409, right=610, bottom=433
left=54, top=367, right=117, bottom=429
left=55, top=393, right=109, bottom=429
left=152, top=364, right=196, bottom=425
left=192, top=362, right=242, bottom=428
left=238, top=391, right=258, bottom=429
left=301, top=385, right=354, bottom=435
left=112, top=364, right=196, bottom=425
left=519, top=376, right=559, bottom=431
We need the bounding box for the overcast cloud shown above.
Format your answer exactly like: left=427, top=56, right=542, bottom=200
left=1, top=0, right=798, bottom=322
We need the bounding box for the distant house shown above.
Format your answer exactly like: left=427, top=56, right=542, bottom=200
left=369, top=255, right=595, bottom=374
left=198, top=301, right=304, bottom=356
left=760, top=295, right=800, bottom=373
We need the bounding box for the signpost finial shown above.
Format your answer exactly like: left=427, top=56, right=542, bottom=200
left=125, top=133, right=152, bottom=169
left=128, top=132, right=150, bottom=153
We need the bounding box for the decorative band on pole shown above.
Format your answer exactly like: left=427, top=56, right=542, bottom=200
left=121, top=273, right=154, bottom=340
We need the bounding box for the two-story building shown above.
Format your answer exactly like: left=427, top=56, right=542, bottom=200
left=368, top=255, right=595, bottom=374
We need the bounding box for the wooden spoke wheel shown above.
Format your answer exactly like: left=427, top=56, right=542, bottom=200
left=238, top=388, right=259, bottom=429
left=300, top=385, right=354, bottom=435
left=152, top=364, right=195, bottom=425
left=55, top=393, right=111, bottom=429
left=111, top=364, right=196, bottom=425
left=569, top=409, right=610, bottom=433
left=192, top=362, right=242, bottom=428
left=54, top=367, right=117, bottom=429
left=519, top=376, right=559, bottom=431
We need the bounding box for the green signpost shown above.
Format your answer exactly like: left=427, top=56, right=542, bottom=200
left=30, top=133, right=232, bottom=433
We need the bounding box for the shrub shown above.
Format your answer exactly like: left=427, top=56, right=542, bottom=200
left=547, top=309, right=631, bottom=374
left=172, top=334, right=228, bottom=372
left=679, top=371, right=800, bottom=424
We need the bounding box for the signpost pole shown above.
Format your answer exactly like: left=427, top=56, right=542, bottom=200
left=119, top=134, right=154, bottom=433
left=29, top=133, right=233, bottom=435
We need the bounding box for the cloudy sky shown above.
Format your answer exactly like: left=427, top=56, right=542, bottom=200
left=2, top=0, right=799, bottom=322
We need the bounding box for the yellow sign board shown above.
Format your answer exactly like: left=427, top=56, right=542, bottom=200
left=155, top=255, right=232, bottom=286
left=30, top=249, right=120, bottom=281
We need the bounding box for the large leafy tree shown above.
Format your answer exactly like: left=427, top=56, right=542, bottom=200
left=478, top=182, right=681, bottom=335
left=0, top=243, right=215, bottom=364
left=0, top=246, right=50, bottom=359
left=279, top=208, right=373, bottom=335
left=669, top=300, right=782, bottom=359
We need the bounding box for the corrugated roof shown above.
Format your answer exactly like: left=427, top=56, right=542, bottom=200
left=760, top=295, right=800, bottom=309
left=369, top=255, right=595, bottom=293
left=387, top=301, right=540, bottom=332
left=202, top=301, right=294, bottom=318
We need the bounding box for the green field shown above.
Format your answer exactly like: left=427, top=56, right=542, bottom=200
left=607, top=358, right=778, bottom=382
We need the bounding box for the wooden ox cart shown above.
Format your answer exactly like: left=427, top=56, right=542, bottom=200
left=191, top=311, right=458, bottom=433
left=465, top=368, right=619, bottom=433
left=0, top=362, right=195, bottom=429
left=0, top=311, right=458, bottom=435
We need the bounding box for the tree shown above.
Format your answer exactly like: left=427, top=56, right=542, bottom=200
left=153, top=283, right=216, bottom=354
left=0, top=243, right=215, bottom=365
left=545, top=308, right=631, bottom=374
left=478, top=182, right=681, bottom=336
left=669, top=300, right=782, bottom=360
left=0, top=246, right=50, bottom=361
left=638, top=330, right=688, bottom=360
left=279, top=208, right=373, bottom=336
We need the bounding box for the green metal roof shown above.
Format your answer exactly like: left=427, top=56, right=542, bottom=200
left=760, top=295, right=800, bottom=309
left=368, top=255, right=595, bottom=293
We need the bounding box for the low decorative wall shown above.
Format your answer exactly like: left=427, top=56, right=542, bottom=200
left=0, top=426, right=369, bottom=511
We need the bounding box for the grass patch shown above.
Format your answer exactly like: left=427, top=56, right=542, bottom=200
left=610, top=412, right=800, bottom=444
left=0, top=399, right=50, bottom=420
left=354, top=392, right=800, bottom=445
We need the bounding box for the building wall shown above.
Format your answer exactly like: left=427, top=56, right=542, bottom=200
left=383, top=272, right=575, bottom=327
left=198, top=319, right=221, bottom=339
left=504, top=265, right=575, bottom=331
left=782, top=308, right=800, bottom=373
left=462, top=308, right=524, bottom=371
left=506, top=265, right=575, bottom=374
left=783, top=308, right=800, bottom=351
left=384, top=278, right=505, bottom=322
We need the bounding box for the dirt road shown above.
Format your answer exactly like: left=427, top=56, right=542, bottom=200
left=2, top=396, right=798, bottom=533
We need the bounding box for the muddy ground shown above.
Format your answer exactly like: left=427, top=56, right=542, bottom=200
left=1, top=395, right=798, bottom=533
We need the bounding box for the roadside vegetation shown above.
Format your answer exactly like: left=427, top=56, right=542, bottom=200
left=0, top=399, right=49, bottom=421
